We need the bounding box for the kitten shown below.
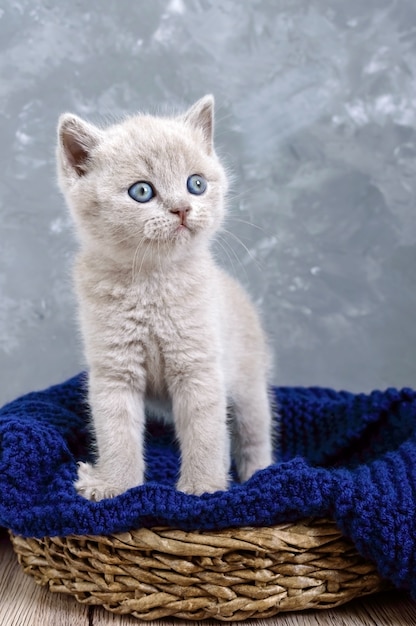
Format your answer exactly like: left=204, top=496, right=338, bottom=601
left=57, top=95, right=274, bottom=499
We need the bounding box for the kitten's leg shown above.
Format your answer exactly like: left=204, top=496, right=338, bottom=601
left=75, top=374, right=145, bottom=501
left=232, top=380, right=274, bottom=483
left=169, top=369, right=230, bottom=495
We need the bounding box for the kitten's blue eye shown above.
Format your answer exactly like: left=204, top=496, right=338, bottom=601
left=187, top=174, right=207, bottom=195
left=128, top=181, right=154, bottom=203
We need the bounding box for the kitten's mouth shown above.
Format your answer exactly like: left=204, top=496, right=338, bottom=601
left=173, top=223, right=192, bottom=236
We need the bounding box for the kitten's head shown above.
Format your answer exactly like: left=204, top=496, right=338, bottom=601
left=57, top=96, right=227, bottom=263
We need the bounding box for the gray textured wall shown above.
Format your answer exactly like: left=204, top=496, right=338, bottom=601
left=1, top=0, right=416, bottom=405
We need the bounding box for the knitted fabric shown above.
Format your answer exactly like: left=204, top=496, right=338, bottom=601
left=1, top=373, right=416, bottom=598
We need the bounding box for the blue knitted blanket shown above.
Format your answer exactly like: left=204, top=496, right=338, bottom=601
left=1, top=373, right=416, bottom=597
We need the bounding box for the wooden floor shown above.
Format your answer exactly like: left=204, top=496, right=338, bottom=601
left=1, top=529, right=416, bottom=626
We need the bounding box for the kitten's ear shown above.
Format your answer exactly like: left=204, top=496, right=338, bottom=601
left=57, top=114, right=101, bottom=178
left=183, top=95, right=214, bottom=154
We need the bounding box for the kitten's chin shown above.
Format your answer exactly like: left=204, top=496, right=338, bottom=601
left=171, top=225, right=214, bottom=248
left=156, top=223, right=194, bottom=244
left=173, top=224, right=192, bottom=237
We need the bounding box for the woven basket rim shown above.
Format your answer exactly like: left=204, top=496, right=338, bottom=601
left=9, top=518, right=388, bottom=621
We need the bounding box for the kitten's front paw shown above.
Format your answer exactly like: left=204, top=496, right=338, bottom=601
left=177, top=475, right=228, bottom=496
left=75, top=462, right=140, bottom=501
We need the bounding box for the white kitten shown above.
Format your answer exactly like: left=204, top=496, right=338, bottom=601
left=57, top=95, right=274, bottom=499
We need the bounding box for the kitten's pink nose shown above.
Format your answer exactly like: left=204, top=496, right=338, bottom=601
left=170, top=205, right=191, bottom=225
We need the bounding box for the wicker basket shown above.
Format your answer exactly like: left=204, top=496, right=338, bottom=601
left=9, top=519, right=387, bottom=621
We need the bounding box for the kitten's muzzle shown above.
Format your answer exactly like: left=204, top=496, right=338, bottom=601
left=170, top=205, right=191, bottom=226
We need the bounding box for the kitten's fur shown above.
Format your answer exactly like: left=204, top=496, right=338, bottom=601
left=57, top=95, right=274, bottom=499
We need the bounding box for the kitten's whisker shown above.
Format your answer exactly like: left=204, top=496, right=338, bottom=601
left=214, top=235, right=238, bottom=278
left=226, top=190, right=253, bottom=204
left=227, top=177, right=267, bottom=201
left=226, top=190, right=264, bottom=206
left=157, top=236, right=163, bottom=275
left=225, top=217, right=268, bottom=235
left=131, top=236, right=148, bottom=283
left=131, top=243, right=141, bottom=284
left=105, top=231, right=146, bottom=249
left=221, top=228, right=263, bottom=271
left=217, top=233, right=251, bottom=285
left=226, top=215, right=282, bottom=243
left=132, top=236, right=145, bottom=278
left=135, top=238, right=152, bottom=280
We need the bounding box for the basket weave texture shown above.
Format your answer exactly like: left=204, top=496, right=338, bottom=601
left=10, top=519, right=386, bottom=621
